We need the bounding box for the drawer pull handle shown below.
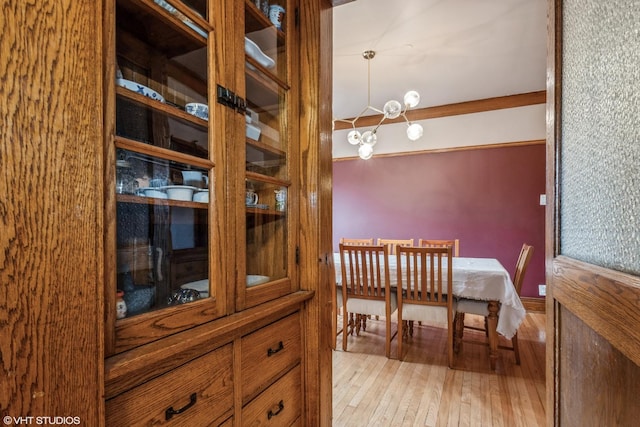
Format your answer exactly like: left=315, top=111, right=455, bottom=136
left=267, top=341, right=284, bottom=356
left=267, top=400, right=285, bottom=419
left=165, top=393, right=197, bottom=420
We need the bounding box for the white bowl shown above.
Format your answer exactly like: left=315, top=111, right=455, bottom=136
left=116, top=78, right=165, bottom=103
left=181, top=171, right=205, bottom=187
left=193, top=190, right=209, bottom=203
left=185, top=102, right=208, bottom=121
left=140, top=188, right=167, bottom=199
left=161, top=185, right=197, bottom=201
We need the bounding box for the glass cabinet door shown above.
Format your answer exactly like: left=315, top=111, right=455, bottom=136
left=107, top=0, right=221, bottom=354
left=240, top=0, right=296, bottom=308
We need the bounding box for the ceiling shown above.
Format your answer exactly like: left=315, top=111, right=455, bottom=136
left=332, top=0, right=548, bottom=121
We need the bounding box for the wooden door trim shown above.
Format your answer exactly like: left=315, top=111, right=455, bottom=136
left=551, top=256, right=640, bottom=367
left=545, top=1, right=561, bottom=425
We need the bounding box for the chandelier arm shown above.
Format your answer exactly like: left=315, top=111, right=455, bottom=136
left=372, top=115, right=387, bottom=133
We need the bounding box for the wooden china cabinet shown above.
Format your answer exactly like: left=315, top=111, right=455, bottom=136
left=1, top=0, right=332, bottom=425
left=103, top=0, right=331, bottom=425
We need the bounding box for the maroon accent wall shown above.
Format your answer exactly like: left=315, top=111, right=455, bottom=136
left=332, top=143, right=546, bottom=298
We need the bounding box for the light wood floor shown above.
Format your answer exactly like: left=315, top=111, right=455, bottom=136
left=332, top=312, right=546, bottom=427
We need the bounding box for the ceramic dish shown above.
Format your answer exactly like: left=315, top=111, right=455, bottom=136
left=246, top=123, right=261, bottom=141
left=116, top=78, right=165, bottom=103
left=160, top=185, right=197, bottom=201
left=185, top=102, right=208, bottom=121
left=193, top=190, right=209, bottom=203
left=246, top=275, right=270, bottom=287
left=154, top=0, right=208, bottom=38
left=139, top=188, right=168, bottom=199
left=181, top=279, right=209, bottom=298
left=244, top=37, right=275, bottom=69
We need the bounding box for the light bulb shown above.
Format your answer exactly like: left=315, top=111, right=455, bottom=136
left=406, top=123, right=423, bottom=141
left=347, top=130, right=361, bottom=145
left=361, top=130, right=377, bottom=146
left=358, top=143, right=374, bottom=160
left=404, top=90, right=420, bottom=108
left=383, top=100, right=402, bottom=119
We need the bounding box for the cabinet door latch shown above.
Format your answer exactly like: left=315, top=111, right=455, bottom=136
left=216, top=84, right=246, bottom=114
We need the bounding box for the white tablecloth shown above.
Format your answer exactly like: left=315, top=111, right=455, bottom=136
left=333, top=253, right=525, bottom=339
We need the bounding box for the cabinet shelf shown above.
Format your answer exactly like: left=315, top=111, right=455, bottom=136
left=246, top=62, right=289, bottom=92
left=246, top=137, right=285, bottom=158
left=245, top=1, right=285, bottom=42
left=116, top=88, right=208, bottom=128
left=117, top=0, right=209, bottom=58
left=117, top=193, right=208, bottom=209
left=115, top=137, right=214, bottom=170
left=245, top=206, right=286, bottom=217
left=246, top=171, right=290, bottom=187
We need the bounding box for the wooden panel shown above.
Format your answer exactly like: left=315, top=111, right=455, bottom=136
left=241, top=365, right=302, bottom=426
left=106, top=344, right=234, bottom=426
left=558, top=307, right=640, bottom=425
left=240, top=313, right=302, bottom=403
left=0, top=0, right=104, bottom=422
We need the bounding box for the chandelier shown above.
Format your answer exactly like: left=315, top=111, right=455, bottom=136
left=333, top=50, right=424, bottom=160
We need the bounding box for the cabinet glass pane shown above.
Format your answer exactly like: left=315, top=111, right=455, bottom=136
left=115, top=149, right=210, bottom=317
left=244, top=1, right=290, bottom=292
left=116, top=0, right=209, bottom=157
left=246, top=179, right=288, bottom=285
left=113, top=0, right=213, bottom=321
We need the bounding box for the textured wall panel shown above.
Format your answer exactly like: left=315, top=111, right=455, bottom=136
left=560, top=1, right=640, bottom=274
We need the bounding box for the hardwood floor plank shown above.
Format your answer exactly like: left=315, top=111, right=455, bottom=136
left=333, top=313, right=546, bottom=426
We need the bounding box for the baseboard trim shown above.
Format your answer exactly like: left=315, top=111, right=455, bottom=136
left=522, top=297, right=545, bottom=313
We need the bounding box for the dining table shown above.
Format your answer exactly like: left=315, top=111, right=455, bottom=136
left=333, top=253, right=526, bottom=369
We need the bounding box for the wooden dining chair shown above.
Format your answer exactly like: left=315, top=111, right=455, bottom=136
left=395, top=245, right=454, bottom=367
left=339, top=237, right=374, bottom=246
left=376, top=238, right=414, bottom=255
left=418, top=239, right=460, bottom=257
left=453, top=243, right=534, bottom=364
left=339, top=243, right=397, bottom=358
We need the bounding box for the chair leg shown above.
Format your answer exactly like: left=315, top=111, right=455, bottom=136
left=397, top=315, right=404, bottom=360
left=385, top=314, right=391, bottom=358
left=401, top=320, right=409, bottom=340
left=342, top=309, right=349, bottom=352
left=454, top=312, right=464, bottom=353
left=512, top=332, right=520, bottom=364
left=355, top=314, right=363, bottom=336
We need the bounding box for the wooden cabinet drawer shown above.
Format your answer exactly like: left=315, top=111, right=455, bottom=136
left=242, top=365, right=301, bottom=426
left=106, top=344, right=233, bottom=426
left=240, top=313, right=302, bottom=403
